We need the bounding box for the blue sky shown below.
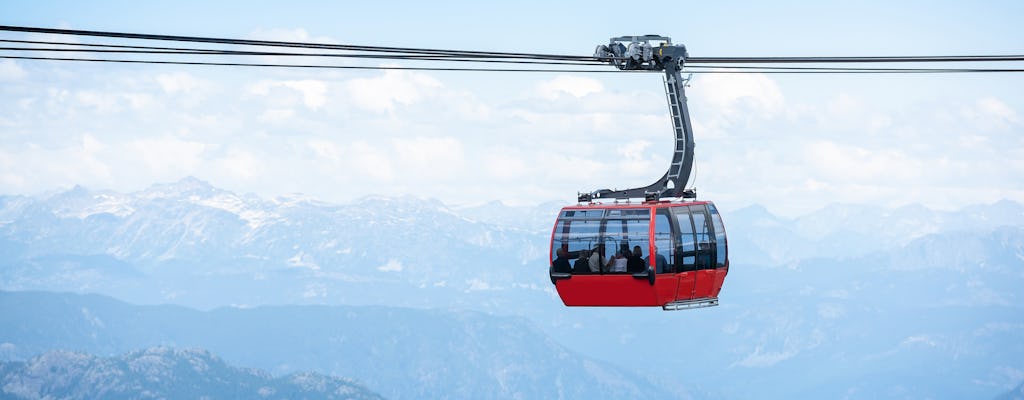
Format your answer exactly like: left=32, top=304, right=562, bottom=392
left=1, top=1, right=1022, bottom=215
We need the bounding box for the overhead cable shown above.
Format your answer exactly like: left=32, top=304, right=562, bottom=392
left=4, top=55, right=1023, bottom=74
left=0, top=25, right=596, bottom=61
left=2, top=25, right=1023, bottom=73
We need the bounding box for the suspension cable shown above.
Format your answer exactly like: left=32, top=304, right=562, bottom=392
left=2, top=25, right=1023, bottom=73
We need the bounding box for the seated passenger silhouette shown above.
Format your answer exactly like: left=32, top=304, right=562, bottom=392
left=589, top=245, right=605, bottom=273
left=647, top=246, right=669, bottom=273
left=573, top=249, right=591, bottom=274
left=607, top=250, right=628, bottom=273
left=627, top=245, right=646, bottom=273
left=552, top=248, right=572, bottom=273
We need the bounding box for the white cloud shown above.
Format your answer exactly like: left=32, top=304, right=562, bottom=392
left=121, top=93, right=154, bottom=110
left=0, top=134, right=113, bottom=191
left=249, top=79, right=328, bottom=110
left=345, top=70, right=442, bottom=112
left=391, top=137, right=466, bottom=180
left=74, top=91, right=122, bottom=113
left=482, top=151, right=529, bottom=179
left=0, top=60, right=26, bottom=81
left=802, top=141, right=923, bottom=183
left=247, top=28, right=338, bottom=44
left=345, top=141, right=395, bottom=181
left=692, top=71, right=784, bottom=116
left=218, top=149, right=262, bottom=180
left=962, top=97, right=1020, bottom=130
left=1, top=38, right=1021, bottom=215
left=156, top=72, right=205, bottom=94
left=614, top=139, right=658, bottom=175
left=258, top=108, right=296, bottom=123
left=127, top=136, right=208, bottom=174
left=536, top=75, right=604, bottom=100
left=307, top=139, right=344, bottom=162
left=976, top=97, right=1018, bottom=122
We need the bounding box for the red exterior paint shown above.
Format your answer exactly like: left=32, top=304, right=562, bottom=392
left=549, top=200, right=729, bottom=307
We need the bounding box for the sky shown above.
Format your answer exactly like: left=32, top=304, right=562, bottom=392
left=1, top=1, right=1022, bottom=216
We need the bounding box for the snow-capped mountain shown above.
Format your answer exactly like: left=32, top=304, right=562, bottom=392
left=1, top=177, right=552, bottom=309
left=0, top=346, right=383, bottom=400
left=726, top=199, right=1024, bottom=265
left=2, top=177, right=1022, bottom=310
left=1, top=178, right=1023, bottom=399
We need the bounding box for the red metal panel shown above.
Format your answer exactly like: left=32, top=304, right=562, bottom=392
left=692, top=270, right=716, bottom=299
left=675, top=272, right=696, bottom=300
left=654, top=274, right=679, bottom=304
left=711, top=268, right=729, bottom=297
left=555, top=275, right=660, bottom=306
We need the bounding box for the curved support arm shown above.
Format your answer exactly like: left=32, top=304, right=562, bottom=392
left=585, top=40, right=695, bottom=202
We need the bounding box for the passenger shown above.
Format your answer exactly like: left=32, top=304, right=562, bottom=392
left=627, top=245, right=646, bottom=273
left=573, top=249, right=591, bottom=274
left=647, top=246, right=669, bottom=273
left=588, top=246, right=605, bottom=273
left=552, top=248, right=572, bottom=274
left=607, top=250, right=628, bottom=273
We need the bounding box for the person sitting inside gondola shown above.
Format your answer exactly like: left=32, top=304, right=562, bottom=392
left=573, top=249, right=591, bottom=274
left=552, top=247, right=572, bottom=273
left=588, top=245, right=605, bottom=273
left=627, top=245, right=646, bottom=273
left=647, top=246, right=669, bottom=273
left=606, top=250, right=628, bottom=273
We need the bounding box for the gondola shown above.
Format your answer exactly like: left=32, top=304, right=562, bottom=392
left=548, top=36, right=728, bottom=310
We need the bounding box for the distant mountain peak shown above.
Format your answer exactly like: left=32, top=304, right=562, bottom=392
left=47, top=184, right=92, bottom=201
left=138, top=176, right=220, bottom=199
left=163, top=176, right=214, bottom=190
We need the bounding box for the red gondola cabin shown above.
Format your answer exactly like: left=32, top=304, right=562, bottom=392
left=549, top=200, right=728, bottom=310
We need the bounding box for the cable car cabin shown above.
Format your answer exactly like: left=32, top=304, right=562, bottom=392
left=548, top=201, right=728, bottom=310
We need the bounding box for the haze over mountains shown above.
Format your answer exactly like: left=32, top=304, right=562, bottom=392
left=0, top=291, right=665, bottom=399
left=0, top=346, right=383, bottom=400
left=1, top=177, right=1022, bottom=399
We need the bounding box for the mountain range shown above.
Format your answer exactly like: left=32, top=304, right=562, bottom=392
left=1, top=177, right=1022, bottom=399
left=0, top=346, right=383, bottom=400
left=0, top=290, right=672, bottom=399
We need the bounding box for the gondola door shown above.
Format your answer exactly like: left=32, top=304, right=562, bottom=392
left=672, top=205, right=697, bottom=300
left=689, top=204, right=718, bottom=299
left=595, top=209, right=658, bottom=305
left=653, top=208, right=679, bottom=304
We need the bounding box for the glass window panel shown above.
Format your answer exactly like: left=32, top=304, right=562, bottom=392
left=562, top=209, right=605, bottom=219
left=690, top=205, right=713, bottom=270
left=553, top=218, right=606, bottom=274
left=625, top=218, right=650, bottom=270
left=654, top=209, right=673, bottom=274
left=673, top=206, right=695, bottom=271
left=709, top=204, right=728, bottom=268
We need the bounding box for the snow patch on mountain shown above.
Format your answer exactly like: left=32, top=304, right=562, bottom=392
left=287, top=251, right=320, bottom=270
left=377, top=259, right=403, bottom=272
left=193, top=193, right=277, bottom=229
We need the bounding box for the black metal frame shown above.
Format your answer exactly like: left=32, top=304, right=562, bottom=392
left=587, top=36, right=696, bottom=201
